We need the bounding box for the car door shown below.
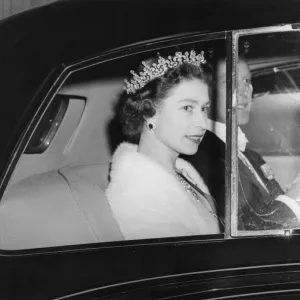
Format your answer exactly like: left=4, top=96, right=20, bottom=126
left=2, top=23, right=300, bottom=300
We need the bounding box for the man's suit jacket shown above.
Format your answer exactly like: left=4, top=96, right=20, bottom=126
left=183, top=130, right=300, bottom=230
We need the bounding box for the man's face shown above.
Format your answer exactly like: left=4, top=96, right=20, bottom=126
left=214, top=59, right=253, bottom=125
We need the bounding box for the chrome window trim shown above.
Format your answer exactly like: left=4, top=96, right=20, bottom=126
left=231, top=24, right=300, bottom=237
left=65, top=31, right=225, bottom=75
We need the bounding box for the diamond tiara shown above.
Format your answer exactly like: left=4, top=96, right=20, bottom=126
left=123, top=50, right=206, bottom=94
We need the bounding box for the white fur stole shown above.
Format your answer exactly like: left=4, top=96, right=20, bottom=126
left=106, top=142, right=220, bottom=240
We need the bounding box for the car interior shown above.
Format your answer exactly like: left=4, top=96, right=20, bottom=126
left=0, top=77, right=127, bottom=249
left=1, top=32, right=300, bottom=250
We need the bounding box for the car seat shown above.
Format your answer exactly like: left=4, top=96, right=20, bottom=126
left=0, top=162, right=123, bottom=250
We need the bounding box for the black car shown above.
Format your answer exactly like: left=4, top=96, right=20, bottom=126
left=2, top=0, right=300, bottom=299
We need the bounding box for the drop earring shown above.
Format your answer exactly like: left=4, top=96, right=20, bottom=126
left=146, top=122, right=156, bottom=130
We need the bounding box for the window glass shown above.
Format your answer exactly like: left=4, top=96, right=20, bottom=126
left=8, top=95, right=86, bottom=186
left=1, top=37, right=225, bottom=250
left=236, top=31, right=300, bottom=232
left=25, top=94, right=69, bottom=154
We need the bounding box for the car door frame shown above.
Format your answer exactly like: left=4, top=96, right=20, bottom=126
left=3, top=27, right=300, bottom=300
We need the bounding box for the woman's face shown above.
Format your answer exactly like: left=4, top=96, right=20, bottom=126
left=153, top=78, right=210, bottom=156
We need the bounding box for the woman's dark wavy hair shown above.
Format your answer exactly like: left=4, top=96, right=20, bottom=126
left=121, top=58, right=213, bottom=143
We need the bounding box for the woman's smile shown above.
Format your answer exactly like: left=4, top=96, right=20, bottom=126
left=185, top=134, right=205, bottom=144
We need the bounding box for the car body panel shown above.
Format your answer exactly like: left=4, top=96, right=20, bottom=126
left=3, top=236, right=300, bottom=299
left=2, top=0, right=300, bottom=299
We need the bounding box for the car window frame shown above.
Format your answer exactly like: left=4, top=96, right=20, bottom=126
left=0, top=32, right=226, bottom=200
left=230, top=24, right=300, bottom=238
left=0, top=31, right=228, bottom=253
left=3, top=24, right=300, bottom=254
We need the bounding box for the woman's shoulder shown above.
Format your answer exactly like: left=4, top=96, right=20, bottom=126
left=107, top=142, right=178, bottom=195
left=110, top=142, right=138, bottom=167
left=109, top=143, right=209, bottom=193
left=109, top=142, right=163, bottom=181
left=106, top=143, right=193, bottom=216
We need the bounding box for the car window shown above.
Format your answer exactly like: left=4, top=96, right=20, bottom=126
left=24, top=94, right=70, bottom=155
left=246, top=65, right=300, bottom=155
left=233, top=30, right=300, bottom=234
left=7, top=94, right=86, bottom=186
left=0, top=36, right=226, bottom=250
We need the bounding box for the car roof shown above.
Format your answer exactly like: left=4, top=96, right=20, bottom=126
left=2, top=0, right=300, bottom=67
left=1, top=0, right=300, bottom=104
left=2, top=0, right=300, bottom=57
left=0, top=0, right=300, bottom=176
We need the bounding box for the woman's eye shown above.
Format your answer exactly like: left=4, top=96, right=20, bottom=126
left=183, top=105, right=193, bottom=112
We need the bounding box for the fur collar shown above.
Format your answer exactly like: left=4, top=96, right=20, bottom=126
left=106, top=142, right=220, bottom=239
left=110, top=142, right=209, bottom=193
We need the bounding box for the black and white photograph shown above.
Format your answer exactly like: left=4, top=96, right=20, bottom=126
left=2, top=0, right=300, bottom=299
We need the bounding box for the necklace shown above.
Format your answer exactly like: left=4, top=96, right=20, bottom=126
left=174, top=172, right=219, bottom=220
left=174, top=172, right=201, bottom=200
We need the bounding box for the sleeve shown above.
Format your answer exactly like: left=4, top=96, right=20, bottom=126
left=276, top=194, right=300, bottom=221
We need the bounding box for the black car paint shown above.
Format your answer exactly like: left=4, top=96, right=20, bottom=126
left=3, top=235, right=300, bottom=299
left=2, top=0, right=300, bottom=299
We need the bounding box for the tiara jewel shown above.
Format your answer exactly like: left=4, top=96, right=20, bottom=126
left=123, top=50, right=206, bottom=94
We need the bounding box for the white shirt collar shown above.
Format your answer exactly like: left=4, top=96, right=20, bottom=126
left=206, top=119, right=248, bottom=152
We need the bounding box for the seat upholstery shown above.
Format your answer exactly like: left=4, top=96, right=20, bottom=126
left=59, top=162, right=123, bottom=242
left=0, top=162, right=123, bottom=250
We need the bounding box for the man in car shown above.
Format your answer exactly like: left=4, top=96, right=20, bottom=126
left=184, top=57, right=300, bottom=230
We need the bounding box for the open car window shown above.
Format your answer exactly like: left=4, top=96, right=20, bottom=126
left=0, top=36, right=226, bottom=250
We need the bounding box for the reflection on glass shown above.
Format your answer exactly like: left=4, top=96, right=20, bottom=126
left=237, top=32, right=300, bottom=231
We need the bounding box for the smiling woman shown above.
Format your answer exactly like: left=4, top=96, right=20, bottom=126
left=0, top=38, right=225, bottom=250
left=105, top=50, right=222, bottom=240
left=6, top=0, right=300, bottom=298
